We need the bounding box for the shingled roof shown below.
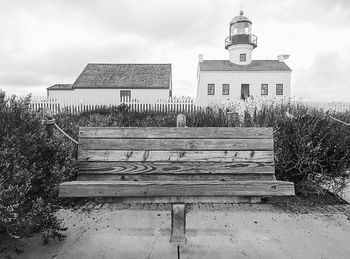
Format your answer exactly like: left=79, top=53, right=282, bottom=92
left=47, top=84, right=73, bottom=90
left=199, top=60, right=292, bottom=72
left=72, top=63, right=172, bottom=89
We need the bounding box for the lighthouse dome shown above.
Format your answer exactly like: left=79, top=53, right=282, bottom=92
left=230, top=11, right=252, bottom=25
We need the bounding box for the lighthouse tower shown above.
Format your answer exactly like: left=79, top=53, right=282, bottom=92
left=225, top=10, right=257, bottom=65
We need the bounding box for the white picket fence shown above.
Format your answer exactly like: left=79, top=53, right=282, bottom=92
left=30, top=96, right=200, bottom=114
left=29, top=96, right=350, bottom=114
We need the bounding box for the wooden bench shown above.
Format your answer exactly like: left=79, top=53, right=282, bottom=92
left=59, top=119, right=295, bottom=243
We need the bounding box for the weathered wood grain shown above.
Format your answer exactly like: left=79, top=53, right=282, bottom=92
left=77, top=173, right=276, bottom=181
left=78, top=150, right=274, bottom=162
left=59, top=180, right=295, bottom=197
left=78, top=162, right=275, bottom=175
left=100, top=196, right=262, bottom=204
left=79, top=127, right=273, bottom=139
left=79, top=138, right=274, bottom=151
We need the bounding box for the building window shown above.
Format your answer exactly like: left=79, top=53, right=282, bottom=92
left=120, top=90, right=131, bottom=101
left=276, top=84, right=283, bottom=95
left=222, top=84, right=229, bottom=95
left=240, top=54, right=246, bottom=62
left=208, top=84, right=215, bottom=95
left=261, top=84, right=268, bottom=96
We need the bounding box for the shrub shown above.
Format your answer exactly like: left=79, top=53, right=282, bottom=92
left=239, top=101, right=350, bottom=194
left=273, top=110, right=350, bottom=195
left=0, top=93, right=77, bottom=242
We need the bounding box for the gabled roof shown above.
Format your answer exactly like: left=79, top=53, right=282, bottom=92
left=199, top=60, right=292, bottom=72
left=47, top=84, right=73, bottom=90
left=72, top=63, right=172, bottom=89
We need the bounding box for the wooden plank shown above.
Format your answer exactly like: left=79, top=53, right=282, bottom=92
left=79, top=127, right=273, bottom=139
left=77, top=173, right=275, bottom=181
left=59, top=180, right=295, bottom=197
left=79, top=138, right=273, bottom=151
left=100, top=196, right=262, bottom=204
left=171, top=203, right=186, bottom=244
left=78, top=150, right=274, bottom=162
left=78, top=162, right=275, bottom=175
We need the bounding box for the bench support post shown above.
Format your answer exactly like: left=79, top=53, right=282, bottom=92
left=170, top=203, right=186, bottom=244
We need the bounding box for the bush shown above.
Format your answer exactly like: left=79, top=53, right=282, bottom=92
left=0, top=93, right=77, bottom=242
left=273, top=110, right=350, bottom=195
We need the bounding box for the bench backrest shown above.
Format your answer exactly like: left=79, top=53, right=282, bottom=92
left=77, top=127, right=275, bottom=182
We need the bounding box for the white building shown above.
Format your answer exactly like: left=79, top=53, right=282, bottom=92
left=196, top=11, right=292, bottom=104
left=47, top=63, right=172, bottom=103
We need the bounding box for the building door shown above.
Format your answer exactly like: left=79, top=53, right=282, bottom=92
left=241, top=84, right=249, bottom=100
left=120, top=90, right=131, bottom=102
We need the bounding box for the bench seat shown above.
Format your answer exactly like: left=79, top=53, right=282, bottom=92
left=60, top=180, right=295, bottom=198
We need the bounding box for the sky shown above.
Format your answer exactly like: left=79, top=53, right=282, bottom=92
left=0, top=0, right=350, bottom=101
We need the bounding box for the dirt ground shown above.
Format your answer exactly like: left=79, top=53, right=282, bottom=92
left=1, top=194, right=350, bottom=259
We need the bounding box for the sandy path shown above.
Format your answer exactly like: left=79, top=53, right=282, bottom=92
left=2, top=204, right=350, bottom=259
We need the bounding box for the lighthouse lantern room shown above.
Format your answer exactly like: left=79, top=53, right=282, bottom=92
left=225, top=11, right=257, bottom=65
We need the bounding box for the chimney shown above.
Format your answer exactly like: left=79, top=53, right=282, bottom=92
left=198, top=54, right=203, bottom=63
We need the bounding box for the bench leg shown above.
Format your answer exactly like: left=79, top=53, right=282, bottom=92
left=170, top=203, right=186, bottom=244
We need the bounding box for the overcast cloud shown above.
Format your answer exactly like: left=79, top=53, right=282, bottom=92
left=0, top=0, right=349, bottom=101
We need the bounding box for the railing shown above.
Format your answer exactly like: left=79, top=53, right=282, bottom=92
left=225, top=34, right=257, bottom=49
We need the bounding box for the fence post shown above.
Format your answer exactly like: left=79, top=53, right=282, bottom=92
left=42, top=108, right=54, bottom=137
left=171, top=113, right=186, bottom=244
left=176, top=114, right=186, bottom=128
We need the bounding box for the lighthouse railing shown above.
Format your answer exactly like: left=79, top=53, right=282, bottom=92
left=225, top=34, right=257, bottom=49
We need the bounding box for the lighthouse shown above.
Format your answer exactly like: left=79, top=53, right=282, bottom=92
left=225, top=11, right=257, bottom=65
left=195, top=9, right=291, bottom=104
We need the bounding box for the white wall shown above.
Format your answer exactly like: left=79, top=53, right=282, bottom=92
left=196, top=70, right=291, bottom=104
left=47, top=88, right=170, bottom=104
left=227, top=44, right=253, bottom=65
